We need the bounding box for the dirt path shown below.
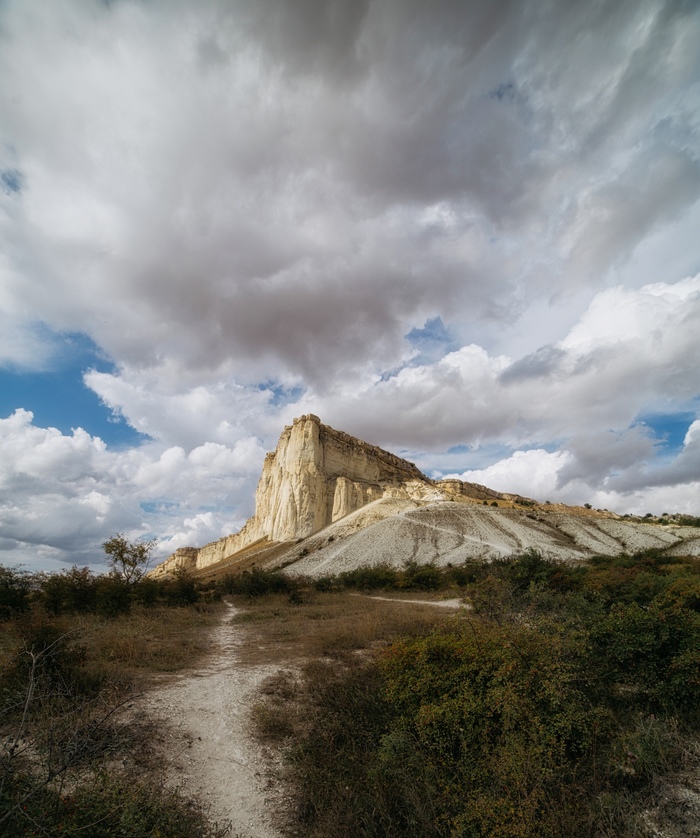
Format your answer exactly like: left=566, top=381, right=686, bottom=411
left=140, top=601, right=283, bottom=838
left=358, top=594, right=466, bottom=608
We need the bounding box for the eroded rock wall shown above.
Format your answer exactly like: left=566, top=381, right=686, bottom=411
left=255, top=414, right=428, bottom=543
left=153, top=414, right=436, bottom=575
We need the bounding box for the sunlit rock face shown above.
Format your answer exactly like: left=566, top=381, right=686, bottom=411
left=255, top=414, right=432, bottom=541
left=151, top=414, right=439, bottom=576
left=149, top=415, right=700, bottom=580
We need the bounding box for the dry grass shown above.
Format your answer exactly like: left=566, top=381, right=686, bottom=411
left=1, top=603, right=224, bottom=692
left=0, top=602, right=229, bottom=837
left=0, top=622, right=19, bottom=670
left=80, top=603, right=224, bottom=679
left=231, top=590, right=457, bottom=665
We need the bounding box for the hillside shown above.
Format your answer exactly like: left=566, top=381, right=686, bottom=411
left=150, top=415, right=700, bottom=579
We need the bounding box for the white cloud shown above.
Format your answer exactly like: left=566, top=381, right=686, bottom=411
left=447, top=449, right=573, bottom=501
left=304, top=275, right=700, bottom=452
left=0, top=409, right=265, bottom=569
left=84, top=365, right=279, bottom=449
left=684, top=420, right=700, bottom=447
left=1, top=1, right=700, bottom=568
left=443, top=412, right=700, bottom=515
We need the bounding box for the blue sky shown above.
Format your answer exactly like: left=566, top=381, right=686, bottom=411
left=0, top=332, right=146, bottom=447
left=1, top=0, right=699, bottom=572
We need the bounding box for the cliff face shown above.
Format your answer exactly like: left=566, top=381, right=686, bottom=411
left=152, top=414, right=438, bottom=576
left=254, top=414, right=429, bottom=541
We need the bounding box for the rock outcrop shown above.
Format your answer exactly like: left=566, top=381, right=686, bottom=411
left=150, top=414, right=700, bottom=579
left=250, top=414, right=432, bottom=541
left=152, top=415, right=444, bottom=576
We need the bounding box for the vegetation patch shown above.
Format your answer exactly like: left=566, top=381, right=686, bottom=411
left=245, top=550, right=700, bottom=837
left=0, top=559, right=226, bottom=837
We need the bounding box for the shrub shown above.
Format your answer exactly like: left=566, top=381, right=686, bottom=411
left=381, top=620, right=611, bottom=836
left=312, top=575, right=337, bottom=592
left=591, top=596, right=700, bottom=710
left=132, top=576, right=160, bottom=606
left=41, top=567, right=99, bottom=615
left=220, top=567, right=296, bottom=597
left=338, top=563, right=401, bottom=590
left=0, top=767, right=227, bottom=837
left=2, top=622, right=101, bottom=726
left=273, top=551, right=700, bottom=836
left=0, top=566, right=30, bottom=619
left=400, top=561, right=442, bottom=590
left=96, top=575, right=132, bottom=617
left=162, top=568, right=199, bottom=606
left=286, top=659, right=412, bottom=836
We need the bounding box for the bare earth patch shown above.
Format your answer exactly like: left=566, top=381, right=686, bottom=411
left=139, top=601, right=284, bottom=838
left=356, top=593, right=466, bottom=608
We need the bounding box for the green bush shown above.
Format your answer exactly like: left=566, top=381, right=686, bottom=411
left=162, top=569, right=200, bottom=606
left=338, top=563, right=401, bottom=590
left=41, top=567, right=98, bottom=615
left=287, top=659, right=419, bottom=837
left=0, top=769, right=227, bottom=837
left=401, top=561, right=442, bottom=591
left=381, top=621, right=610, bottom=836
left=312, top=575, right=337, bottom=592
left=279, top=550, right=700, bottom=837
left=132, top=576, right=160, bottom=606
left=491, top=549, right=583, bottom=594
left=2, top=622, right=102, bottom=731
left=95, top=576, right=132, bottom=617
left=0, top=566, right=30, bottom=619
left=219, top=567, right=296, bottom=597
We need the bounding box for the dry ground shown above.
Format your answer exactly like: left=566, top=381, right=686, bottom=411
left=133, top=591, right=700, bottom=838
left=137, top=592, right=459, bottom=836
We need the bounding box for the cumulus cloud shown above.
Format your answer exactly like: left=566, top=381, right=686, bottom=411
left=84, top=366, right=279, bottom=450
left=447, top=431, right=700, bottom=517
left=1, top=0, right=699, bottom=567
left=446, top=449, right=573, bottom=502
left=0, top=409, right=265, bottom=570
left=308, top=276, right=700, bottom=451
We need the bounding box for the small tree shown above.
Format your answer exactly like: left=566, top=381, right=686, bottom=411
left=102, top=533, right=155, bottom=584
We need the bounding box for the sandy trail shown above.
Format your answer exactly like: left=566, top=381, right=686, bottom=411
left=140, top=601, right=283, bottom=838
left=357, top=594, right=466, bottom=608
left=138, top=595, right=461, bottom=836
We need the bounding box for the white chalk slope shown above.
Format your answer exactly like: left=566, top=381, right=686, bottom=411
left=269, top=499, right=700, bottom=578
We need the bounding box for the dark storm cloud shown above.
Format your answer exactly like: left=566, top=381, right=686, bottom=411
left=3, top=0, right=698, bottom=384
left=2, top=0, right=700, bottom=566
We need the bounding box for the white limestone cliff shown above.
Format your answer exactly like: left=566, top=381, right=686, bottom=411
left=151, top=415, right=445, bottom=576
left=149, top=414, right=694, bottom=580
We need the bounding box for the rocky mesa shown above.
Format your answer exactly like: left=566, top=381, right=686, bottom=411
left=152, top=414, right=484, bottom=576
left=151, top=415, right=700, bottom=578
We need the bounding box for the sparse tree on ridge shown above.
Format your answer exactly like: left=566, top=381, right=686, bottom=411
left=103, top=533, right=156, bottom=584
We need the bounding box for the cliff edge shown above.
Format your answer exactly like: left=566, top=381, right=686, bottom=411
left=151, top=414, right=456, bottom=576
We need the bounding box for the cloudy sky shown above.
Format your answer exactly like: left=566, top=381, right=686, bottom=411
left=1, top=0, right=699, bottom=572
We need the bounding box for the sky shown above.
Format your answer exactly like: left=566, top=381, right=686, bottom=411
left=1, top=0, right=699, bottom=573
